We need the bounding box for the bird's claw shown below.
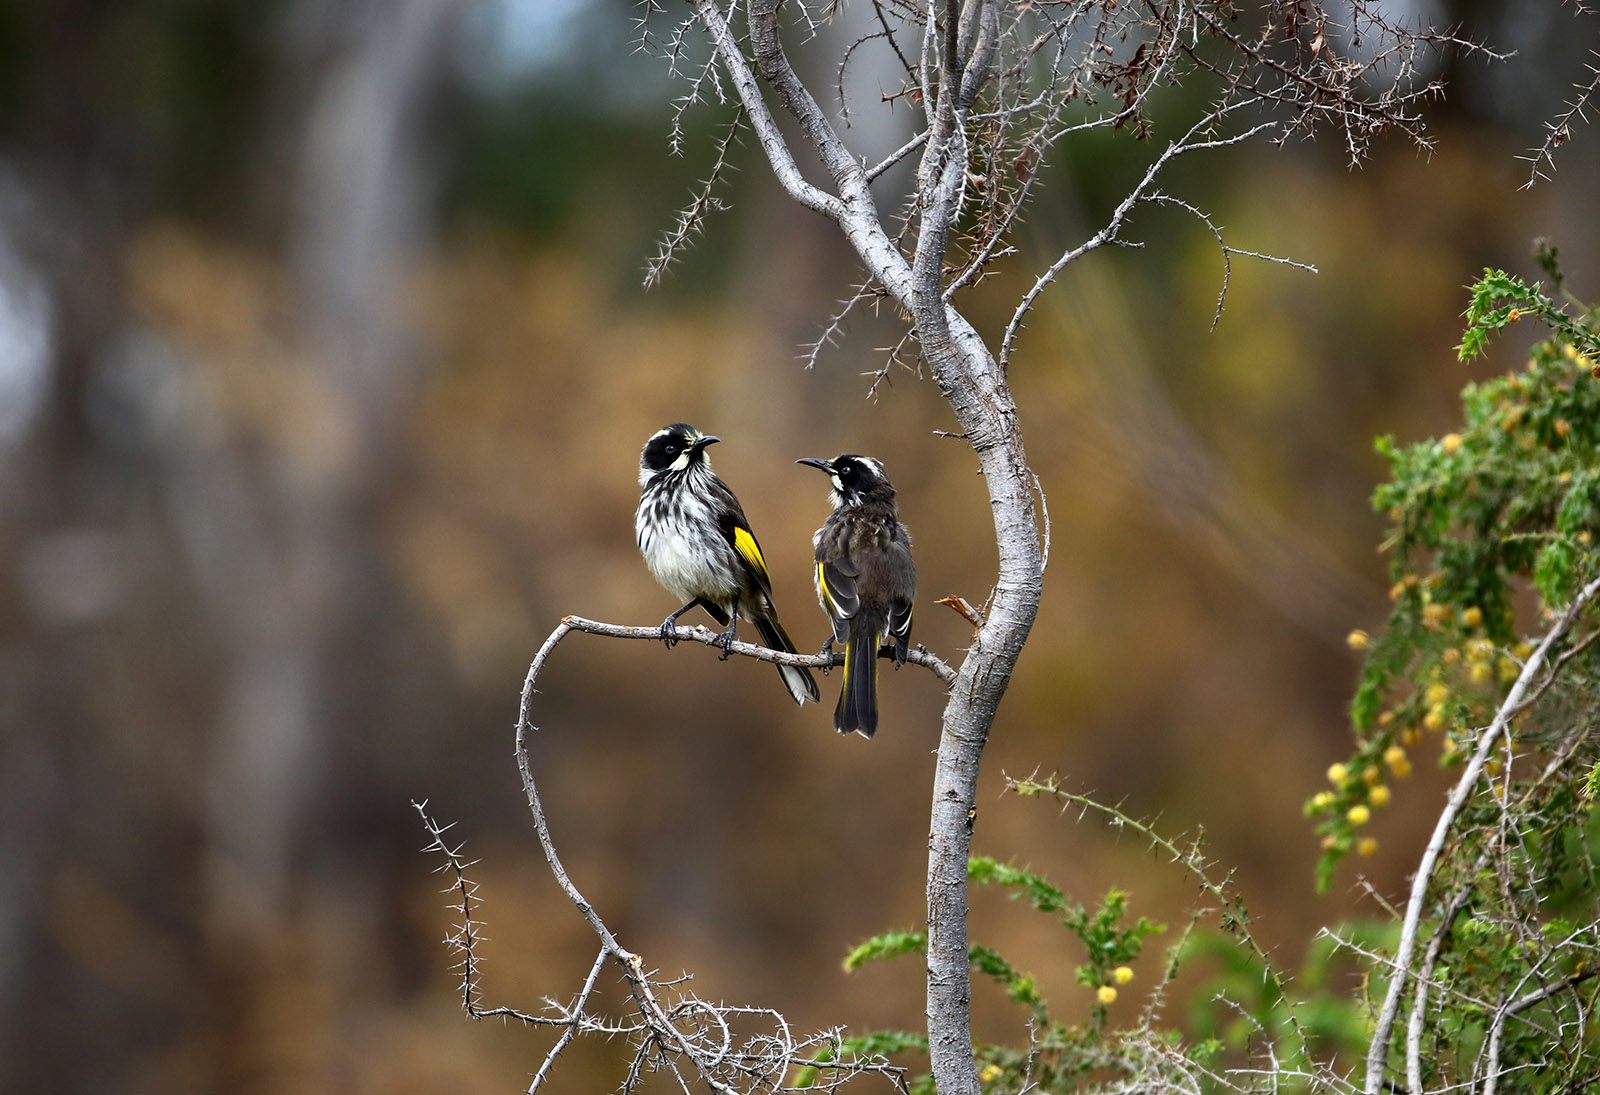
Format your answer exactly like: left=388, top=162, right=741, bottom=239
left=658, top=619, right=679, bottom=647
left=714, top=626, right=736, bottom=660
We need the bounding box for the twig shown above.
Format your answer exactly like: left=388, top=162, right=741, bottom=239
left=518, top=615, right=956, bottom=699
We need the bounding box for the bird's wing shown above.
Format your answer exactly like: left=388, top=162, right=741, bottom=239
left=817, top=556, right=860, bottom=624
left=888, top=596, right=913, bottom=645
left=716, top=489, right=777, bottom=602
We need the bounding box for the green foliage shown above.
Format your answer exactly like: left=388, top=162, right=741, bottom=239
left=1312, top=264, right=1600, bottom=889
left=1312, top=256, right=1600, bottom=1092
left=844, top=858, right=1177, bottom=1092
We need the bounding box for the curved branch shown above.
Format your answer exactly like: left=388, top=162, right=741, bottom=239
left=1363, top=572, right=1600, bottom=1094
left=508, top=613, right=923, bottom=1094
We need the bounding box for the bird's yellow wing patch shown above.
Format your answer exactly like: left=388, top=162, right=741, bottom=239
left=732, top=525, right=770, bottom=580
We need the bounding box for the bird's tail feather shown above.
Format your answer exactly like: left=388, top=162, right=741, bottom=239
left=835, top=629, right=878, bottom=737
left=754, top=614, right=820, bottom=706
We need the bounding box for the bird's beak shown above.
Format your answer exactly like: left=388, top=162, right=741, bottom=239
left=796, top=457, right=832, bottom=472
left=696, top=435, right=722, bottom=449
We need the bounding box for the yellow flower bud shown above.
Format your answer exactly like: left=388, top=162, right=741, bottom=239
left=1390, top=757, right=1413, bottom=779
left=1114, top=965, right=1134, bottom=985
left=1357, top=837, right=1379, bottom=857
left=980, top=1064, right=1002, bottom=1084
left=1425, top=683, right=1450, bottom=707
left=1347, top=629, right=1372, bottom=651
left=1327, top=763, right=1349, bottom=786
left=1440, top=433, right=1462, bottom=454
left=1369, top=785, right=1391, bottom=807
left=1513, top=641, right=1533, bottom=660
left=1424, top=706, right=1445, bottom=731
left=1384, top=744, right=1407, bottom=766
left=1401, top=727, right=1421, bottom=747
left=1498, top=657, right=1519, bottom=683
left=1442, top=647, right=1462, bottom=666
left=1311, top=791, right=1334, bottom=810
left=1461, top=606, right=1483, bottom=629
left=1347, top=804, right=1371, bottom=826
left=1097, top=985, right=1118, bottom=1006
left=1470, top=662, right=1493, bottom=685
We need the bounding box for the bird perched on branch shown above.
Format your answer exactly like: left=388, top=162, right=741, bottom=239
left=636, top=423, right=819, bottom=706
left=798, top=454, right=916, bottom=737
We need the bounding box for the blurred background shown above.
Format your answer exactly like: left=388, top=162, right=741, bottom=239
left=2, top=0, right=1598, bottom=1090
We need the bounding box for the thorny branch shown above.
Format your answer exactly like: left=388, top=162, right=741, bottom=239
left=410, top=615, right=956, bottom=1093
left=1360, top=572, right=1600, bottom=1095
left=410, top=614, right=957, bottom=1092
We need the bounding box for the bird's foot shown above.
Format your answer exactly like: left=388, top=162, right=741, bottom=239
left=658, top=617, right=680, bottom=647
left=816, top=638, right=836, bottom=674
left=713, top=623, right=737, bottom=660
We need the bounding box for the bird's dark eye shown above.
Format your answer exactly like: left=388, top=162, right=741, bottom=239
left=665, top=443, right=679, bottom=455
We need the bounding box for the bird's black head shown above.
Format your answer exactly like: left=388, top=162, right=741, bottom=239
left=640, top=423, right=720, bottom=484
left=797, top=454, right=895, bottom=509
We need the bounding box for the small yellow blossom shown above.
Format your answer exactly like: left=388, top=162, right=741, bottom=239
left=1554, top=417, right=1571, bottom=438
left=1369, top=785, right=1392, bottom=807
left=1347, top=629, right=1372, bottom=651
left=1422, top=603, right=1452, bottom=629
left=1347, top=804, right=1371, bottom=827
left=1327, top=763, right=1349, bottom=786
left=1440, top=432, right=1463, bottom=455
left=1513, top=641, right=1533, bottom=660
left=1311, top=791, right=1334, bottom=810
left=1378, top=710, right=1396, bottom=727
left=1363, top=766, right=1382, bottom=785
left=1384, top=744, right=1407, bottom=766
left=1442, top=647, right=1462, bottom=666
left=1424, top=706, right=1446, bottom=731
left=1097, top=985, right=1118, bottom=1006
left=1114, top=965, right=1134, bottom=985
left=1460, top=606, right=1483, bottom=629
left=1357, top=838, right=1379, bottom=857
left=1401, top=727, right=1422, bottom=747
left=1321, top=834, right=1340, bottom=850
left=1470, top=662, right=1493, bottom=685
left=1498, top=656, right=1519, bottom=683
left=1581, top=531, right=1593, bottom=546
left=1466, top=637, right=1493, bottom=661
left=1425, top=682, right=1450, bottom=707
left=1389, top=580, right=1407, bottom=601
left=980, top=1064, right=1003, bottom=1084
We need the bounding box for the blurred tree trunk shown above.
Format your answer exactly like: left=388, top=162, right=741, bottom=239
left=202, top=0, right=465, bottom=938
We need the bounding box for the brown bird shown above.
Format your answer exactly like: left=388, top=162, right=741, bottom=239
left=797, top=454, right=916, bottom=737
